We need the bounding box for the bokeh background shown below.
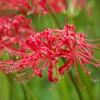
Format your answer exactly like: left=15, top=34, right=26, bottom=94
left=0, top=0, right=100, bottom=100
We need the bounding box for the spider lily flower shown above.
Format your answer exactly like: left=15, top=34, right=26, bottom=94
left=0, top=0, right=31, bottom=16
left=0, top=15, right=35, bottom=56
left=0, top=0, right=65, bottom=16
left=0, top=24, right=100, bottom=83
left=32, top=0, right=65, bottom=15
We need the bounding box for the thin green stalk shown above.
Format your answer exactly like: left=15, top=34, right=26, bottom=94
left=56, top=79, right=69, bottom=100
left=21, top=85, right=29, bottom=100
left=76, top=62, right=95, bottom=100
left=61, top=57, right=84, bottom=100
left=7, top=76, right=21, bottom=100
left=21, top=84, right=36, bottom=100
left=47, top=4, right=61, bottom=29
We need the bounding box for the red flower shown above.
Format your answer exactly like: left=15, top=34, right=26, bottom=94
left=0, top=0, right=65, bottom=15
left=0, top=0, right=31, bottom=16
left=0, top=15, right=35, bottom=56
left=32, top=0, right=65, bottom=14
left=0, top=24, right=100, bottom=83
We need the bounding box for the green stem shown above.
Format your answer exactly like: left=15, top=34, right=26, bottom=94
left=76, top=62, right=95, bottom=100
left=61, top=58, right=84, bottom=100
left=7, top=76, right=21, bottom=100
left=56, top=78, right=69, bottom=100
left=68, top=72, right=84, bottom=100
left=21, top=85, right=29, bottom=100
left=47, top=4, right=61, bottom=29
left=21, top=84, right=36, bottom=100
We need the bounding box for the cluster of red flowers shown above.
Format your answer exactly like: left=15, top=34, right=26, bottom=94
left=0, top=0, right=31, bottom=16
left=32, top=0, right=87, bottom=15
left=0, top=24, right=100, bottom=83
left=0, top=0, right=87, bottom=16
left=0, top=0, right=99, bottom=84
left=0, top=0, right=65, bottom=16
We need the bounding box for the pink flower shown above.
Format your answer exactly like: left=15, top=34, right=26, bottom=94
left=0, top=15, right=35, bottom=56
left=0, top=24, right=100, bottom=83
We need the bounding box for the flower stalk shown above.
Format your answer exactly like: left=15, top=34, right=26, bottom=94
left=61, top=57, right=84, bottom=100
left=21, top=84, right=36, bottom=100
left=47, top=4, right=61, bottom=29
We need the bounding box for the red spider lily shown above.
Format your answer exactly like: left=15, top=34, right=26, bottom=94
left=0, top=0, right=31, bottom=16
left=32, top=0, right=65, bottom=15
left=0, top=0, right=65, bottom=16
left=0, top=24, right=100, bottom=83
left=0, top=15, right=35, bottom=56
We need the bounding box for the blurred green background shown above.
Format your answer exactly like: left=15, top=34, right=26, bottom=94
left=0, top=0, right=100, bottom=100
